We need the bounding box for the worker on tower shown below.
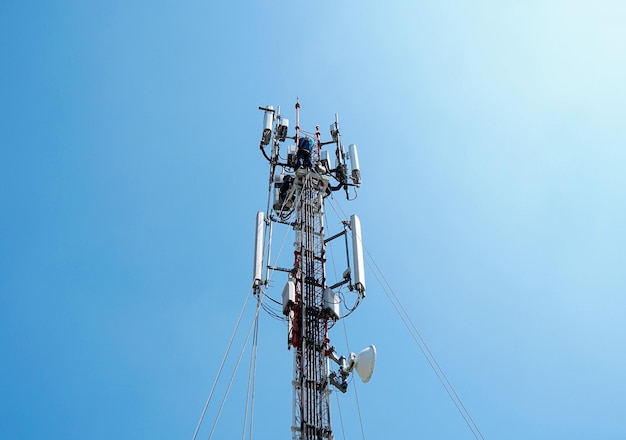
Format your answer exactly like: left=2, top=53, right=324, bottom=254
left=296, top=136, right=314, bottom=168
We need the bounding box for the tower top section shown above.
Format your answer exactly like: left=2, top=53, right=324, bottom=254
left=258, top=102, right=362, bottom=200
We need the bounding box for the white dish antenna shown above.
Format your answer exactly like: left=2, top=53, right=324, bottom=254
left=353, top=345, right=376, bottom=383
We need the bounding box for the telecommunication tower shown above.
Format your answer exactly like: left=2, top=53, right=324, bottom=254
left=253, top=101, right=376, bottom=439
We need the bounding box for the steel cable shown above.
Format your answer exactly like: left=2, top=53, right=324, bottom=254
left=192, top=289, right=253, bottom=440
left=364, top=253, right=485, bottom=440
left=341, top=318, right=367, bottom=440
left=241, top=295, right=261, bottom=440
left=207, top=298, right=262, bottom=440
left=327, top=197, right=485, bottom=440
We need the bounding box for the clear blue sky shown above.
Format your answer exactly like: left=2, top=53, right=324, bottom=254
left=2, top=1, right=625, bottom=438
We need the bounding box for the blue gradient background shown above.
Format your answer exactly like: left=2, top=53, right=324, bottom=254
left=2, top=1, right=625, bottom=438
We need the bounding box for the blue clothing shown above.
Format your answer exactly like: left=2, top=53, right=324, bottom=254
left=297, top=137, right=313, bottom=168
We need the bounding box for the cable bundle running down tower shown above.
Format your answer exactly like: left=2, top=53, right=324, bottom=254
left=253, top=101, right=376, bottom=439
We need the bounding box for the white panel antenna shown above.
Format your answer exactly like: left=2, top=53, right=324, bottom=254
left=272, top=173, right=284, bottom=210
left=351, top=214, right=366, bottom=295
left=330, top=121, right=339, bottom=142
left=252, top=211, right=264, bottom=288
left=348, top=144, right=361, bottom=185
left=282, top=279, right=296, bottom=315
left=261, top=106, right=274, bottom=145
left=276, top=117, right=289, bottom=142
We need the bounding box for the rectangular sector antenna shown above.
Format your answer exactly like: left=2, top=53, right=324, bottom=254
left=253, top=211, right=264, bottom=287
left=350, top=214, right=366, bottom=295
left=348, top=144, right=361, bottom=185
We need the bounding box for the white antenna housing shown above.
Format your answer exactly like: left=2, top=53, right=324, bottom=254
left=323, top=287, right=340, bottom=320
left=330, top=122, right=339, bottom=142
left=261, top=106, right=274, bottom=145
left=252, top=211, right=264, bottom=287
left=348, top=144, right=361, bottom=185
left=350, top=214, right=365, bottom=295
left=276, top=117, right=289, bottom=142
left=319, top=150, right=331, bottom=171
left=273, top=173, right=284, bottom=210
left=287, top=145, right=297, bottom=168
left=282, top=279, right=296, bottom=315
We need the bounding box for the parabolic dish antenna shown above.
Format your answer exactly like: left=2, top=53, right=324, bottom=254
left=354, top=345, right=376, bottom=383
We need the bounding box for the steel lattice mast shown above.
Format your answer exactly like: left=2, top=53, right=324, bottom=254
left=253, top=101, right=375, bottom=440
left=293, top=170, right=332, bottom=438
